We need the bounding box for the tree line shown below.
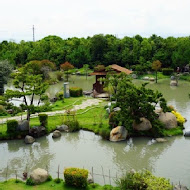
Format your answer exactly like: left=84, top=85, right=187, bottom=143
left=1, top=34, right=190, bottom=70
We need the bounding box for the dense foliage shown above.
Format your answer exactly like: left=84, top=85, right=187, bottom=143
left=108, top=73, right=169, bottom=137
left=5, top=62, right=50, bottom=120
left=7, top=120, right=18, bottom=134
left=162, top=68, right=174, bottom=75
left=39, top=113, right=48, bottom=127
left=1, top=34, right=190, bottom=71
left=64, top=168, right=88, bottom=188
left=116, top=170, right=172, bottom=190
left=69, top=87, right=83, bottom=97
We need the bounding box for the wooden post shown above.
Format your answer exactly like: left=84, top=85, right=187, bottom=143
left=57, top=165, right=60, bottom=179
left=109, top=169, right=111, bottom=185
left=91, top=167, right=94, bottom=183
left=46, top=165, right=49, bottom=174
left=15, top=170, right=17, bottom=181
left=5, top=165, right=8, bottom=181
left=101, top=166, right=105, bottom=185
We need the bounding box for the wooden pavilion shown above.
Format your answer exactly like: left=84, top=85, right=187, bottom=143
left=90, top=64, right=132, bottom=93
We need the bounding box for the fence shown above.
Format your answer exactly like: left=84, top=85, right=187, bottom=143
left=0, top=164, right=185, bottom=189
left=0, top=164, right=123, bottom=186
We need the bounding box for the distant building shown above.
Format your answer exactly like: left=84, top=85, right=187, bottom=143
left=91, top=64, right=132, bottom=93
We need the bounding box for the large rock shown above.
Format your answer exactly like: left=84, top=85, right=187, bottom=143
left=30, top=168, right=48, bottom=184
left=149, top=77, right=155, bottom=81
left=17, top=120, right=29, bottom=131
left=29, top=126, right=46, bottom=138
left=110, top=126, right=127, bottom=142
left=158, top=112, right=177, bottom=129
left=143, top=76, right=149, bottom=80
left=56, top=125, right=69, bottom=132
left=170, top=80, right=178, bottom=86
left=133, top=118, right=152, bottom=131
left=52, top=130, right=61, bottom=138
left=184, top=131, right=190, bottom=137
left=25, top=135, right=35, bottom=144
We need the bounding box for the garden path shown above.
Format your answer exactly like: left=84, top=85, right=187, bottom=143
left=0, top=99, right=102, bottom=124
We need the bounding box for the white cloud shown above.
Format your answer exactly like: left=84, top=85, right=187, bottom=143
left=0, top=0, right=190, bottom=41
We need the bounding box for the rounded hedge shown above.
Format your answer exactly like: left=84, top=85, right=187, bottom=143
left=64, top=168, right=88, bottom=188
left=7, top=120, right=18, bottom=133
left=69, top=87, right=83, bottom=97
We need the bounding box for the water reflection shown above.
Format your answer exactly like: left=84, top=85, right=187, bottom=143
left=0, top=136, right=53, bottom=180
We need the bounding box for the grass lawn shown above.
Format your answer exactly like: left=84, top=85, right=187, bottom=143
left=51, top=96, right=86, bottom=111
left=138, top=72, right=170, bottom=80
left=30, top=102, right=109, bottom=135
left=0, top=179, right=118, bottom=190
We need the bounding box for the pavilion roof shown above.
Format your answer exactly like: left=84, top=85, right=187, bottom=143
left=90, top=64, right=132, bottom=76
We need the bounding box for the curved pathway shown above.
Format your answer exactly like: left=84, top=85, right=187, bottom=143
left=0, top=99, right=102, bottom=124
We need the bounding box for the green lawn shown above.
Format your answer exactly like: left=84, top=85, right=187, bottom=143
left=138, top=72, right=170, bottom=80
left=0, top=179, right=118, bottom=190
left=51, top=96, right=86, bottom=111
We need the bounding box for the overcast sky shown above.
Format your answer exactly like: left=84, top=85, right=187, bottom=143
left=0, top=0, right=190, bottom=42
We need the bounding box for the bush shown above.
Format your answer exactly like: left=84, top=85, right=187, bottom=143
left=109, top=112, right=119, bottom=128
left=172, top=111, right=185, bottom=126
left=0, top=105, right=7, bottom=116
left=26, top=178, right=35, bottom=186
left=64, top=120, right=80, bottom=132
left=56, top=91, right=64, bottom=100
left=162, top=68, right=174, bottom=75
left=55, top=71, right=64, bottom=81
left=64, top=168, right=88, bottom=188
left=47, top=175, right=52, bottom=181
left=94, top=65, right=105, bottom=72
left=116, top=170, right=172, bottom=190
left=54, top=178, right=61, bottom=183
left=69, top=87, right=83, bottom=97
left=99, top=128, right=110, bottom=140
left=7, top=120, right=18, bottom=133
left=39, top=114, right=48, bottom=127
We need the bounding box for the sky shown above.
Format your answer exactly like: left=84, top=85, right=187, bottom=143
left=0, top=0, right=190, bottom=42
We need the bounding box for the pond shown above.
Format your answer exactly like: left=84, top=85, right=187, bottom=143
left=1, top=77, right=190, bottom=186
left=4, top=75, right=96, bottom=106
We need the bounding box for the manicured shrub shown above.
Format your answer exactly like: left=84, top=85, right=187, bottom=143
left=69, top=87, right=83, bottom=97
left=64, top=120, right=80, bottom=132
left=26, top=178, right=35, bottom=186
left=56, top=91, right=64, bottom=100
left=39, top=113, right=48, bottom=127
left=162, top=68, right=174, bottom=75
left=64, top=168, right=88, bottom=188
left=116, top=170, right=172, bottom=190
left=7, top=120, right=18, bottom=133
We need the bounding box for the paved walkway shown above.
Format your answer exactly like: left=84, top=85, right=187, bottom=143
left=0, top=99, right=102, bottom=124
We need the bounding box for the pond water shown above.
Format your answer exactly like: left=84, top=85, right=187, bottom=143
left=4, top=75, right=95, bottom=106
left=1, top=77, right=190, bottom=186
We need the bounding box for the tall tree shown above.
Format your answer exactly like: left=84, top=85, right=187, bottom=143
left=5, top=66, right=49, bottom=121
left=60, top=61, right=74, bottom=81
left=152, top=60, right=162, bottom=83
left=0, top=60, right=13, bottom=95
